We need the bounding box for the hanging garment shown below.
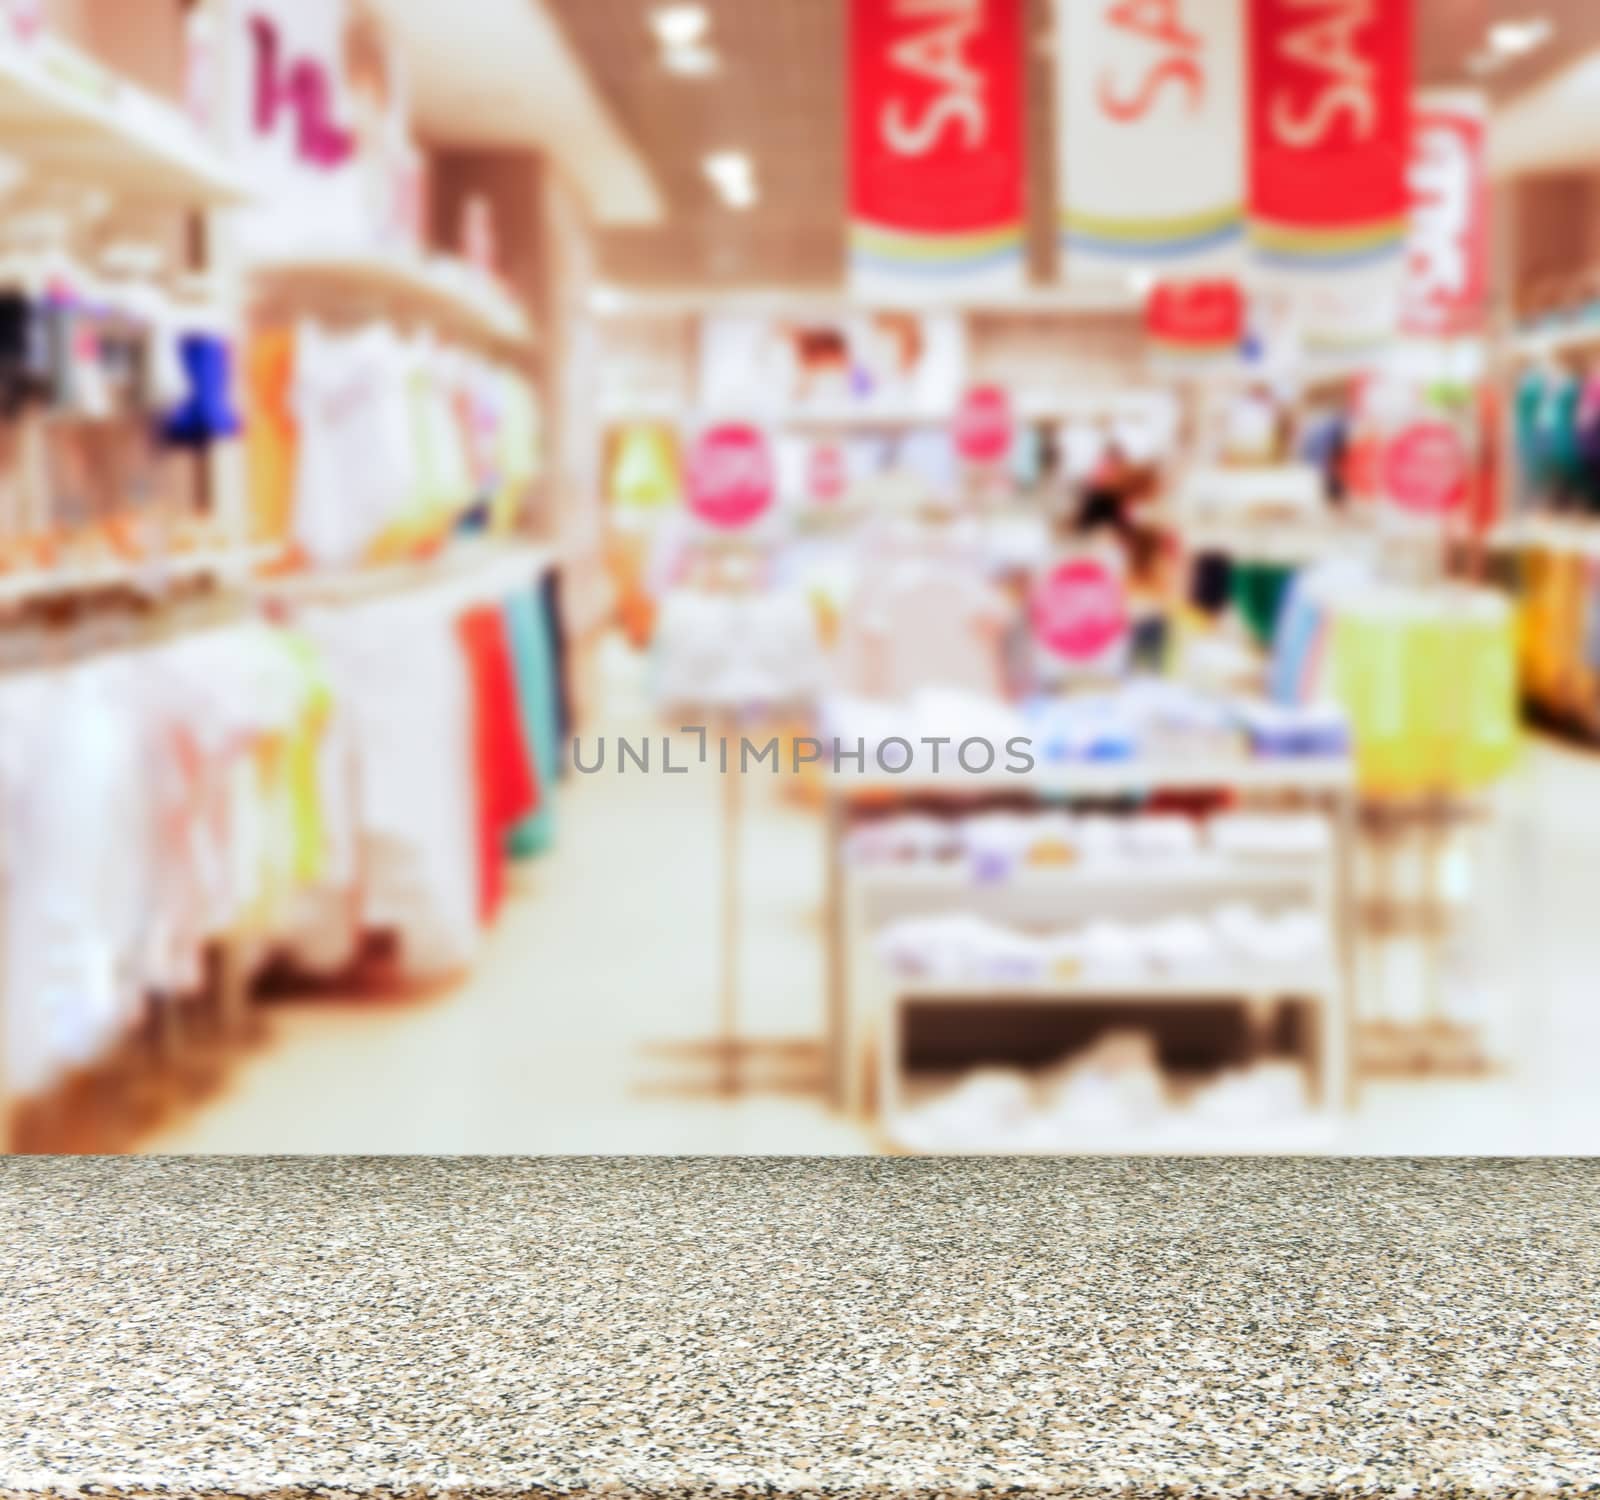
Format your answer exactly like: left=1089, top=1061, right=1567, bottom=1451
left=308, top=591, right=482, bottom=979
left=540, top=568, right=574, bottom=765
left=1190, top=550, right=1233, bottom=617
left=503, top=588, right=560, bottom=857
left=163, top=333, right=243, bottom=446
left=458, top=604, right=537, bottom=922
left=245, top=327, right=298, bottom=544
left=1231, top=560, right=1298, bottom=650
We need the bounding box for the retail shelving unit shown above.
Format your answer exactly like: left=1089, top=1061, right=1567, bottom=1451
left=825, top=754, right=1357, bottom=1132
left=0, top=21, right=256, bottom=1152
left=1511, top=322, right=1600, bottom=363
left=0, top=34, right=246, bottom=205
left=251, top=537, right=556, bottom=608
left=245, top=248, right=535, bottom=351
left=0, top=544, right=279, bottom=610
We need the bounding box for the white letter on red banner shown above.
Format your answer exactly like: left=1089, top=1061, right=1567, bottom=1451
left=849, top=0, right=1026, bottom=292
left=1401, top=90, right=1488, bottom=339
left=1246, top=0, right=1412, bottom=274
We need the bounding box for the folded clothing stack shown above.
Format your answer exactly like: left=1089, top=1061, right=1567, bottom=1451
left=896, top=1029, right=1312, bottom=1152
left=876, top=903, right=1327, bottom=984
left=822, top=684, right=1348, bottom=775
left=847, top=810, right=1329, bottom=875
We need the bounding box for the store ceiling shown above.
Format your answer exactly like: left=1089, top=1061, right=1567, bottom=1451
left=540, top=0, right=1600, bottom=290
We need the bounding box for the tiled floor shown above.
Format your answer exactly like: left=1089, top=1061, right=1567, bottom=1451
left=144, top=648, right=1600, bottom=1155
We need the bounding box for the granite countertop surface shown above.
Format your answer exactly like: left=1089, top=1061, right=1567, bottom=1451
left=2, top=1157, right=1598, bottom=1500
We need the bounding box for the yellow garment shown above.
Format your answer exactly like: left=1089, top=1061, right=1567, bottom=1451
left=1333, top=605, right=1518, bottom=797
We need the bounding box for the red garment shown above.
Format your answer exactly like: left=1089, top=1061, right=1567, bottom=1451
left=458, top=605, right=538, bottom=922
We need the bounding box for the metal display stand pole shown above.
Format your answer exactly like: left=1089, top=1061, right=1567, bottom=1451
left=639, top=706, right=823, bottom=1097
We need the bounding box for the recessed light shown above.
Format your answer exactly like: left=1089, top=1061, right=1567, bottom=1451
left=1488, top=16, right=1551, bottom=56
left=650, top=4, right=709, bottom=50
left=703, top=151, right=758, bottom=209
left=662, top=41, right=720, bottom=76
left=704, top=150, right=750, bottom=178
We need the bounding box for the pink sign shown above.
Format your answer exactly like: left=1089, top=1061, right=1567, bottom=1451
left=1402, top=93, right=1488, bottom=339
left=1383, top=421, right=1468, bottom=516
left=1032, top=559, right=1129, bottom=662
left=689, top=423, right=775, bottom=529
left=808, top=442, right=848, bottom=504
left=4, top=0, right=41, bottom=42
left=953, top=385, right=1014, bottom=466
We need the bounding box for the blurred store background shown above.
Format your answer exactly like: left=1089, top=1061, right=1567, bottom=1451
left=1, top=0, right=1598, bottom=1154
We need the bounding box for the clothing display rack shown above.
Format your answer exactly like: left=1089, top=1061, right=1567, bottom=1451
left=640, top=537, right=825, bottom=1097
left=826, top=752, right=1357, bottom=1135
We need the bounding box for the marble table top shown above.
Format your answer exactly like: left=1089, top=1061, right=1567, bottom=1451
left=2, top=1157, right=1597, bottom=1499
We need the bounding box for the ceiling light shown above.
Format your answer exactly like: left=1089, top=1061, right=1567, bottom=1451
left=704, top=150, right=750, bottom=179
left=703, top=151, right=758, bottom=210
left=650, top=4, right=709, bottom=50
left=662, top=41, right=720, bottom=76
left=1488, top=17, right=1552, bottom=56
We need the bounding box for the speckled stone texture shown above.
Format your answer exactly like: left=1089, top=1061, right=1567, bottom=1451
left=1, top=1158, right=1597, bottom=1500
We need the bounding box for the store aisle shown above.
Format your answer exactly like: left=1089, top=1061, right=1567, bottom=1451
left=142, top=643, right=872, bottom=1154
left=146, top=654, right=1600, bottom=1154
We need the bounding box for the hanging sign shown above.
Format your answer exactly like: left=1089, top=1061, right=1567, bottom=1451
left=953, top=385, right=1014, bottom=464
left=849, top=0, right=1026, bottom=292
left=689, top=423, right=775, bottom=529
left=1145, top=278, right=1245, bottom=362
left=1032, top=557, right=1130, bottom=663
left=1401, top=90, right=1488, bottom=339
left=1382, top=420, right=1468, bottom=517
left=1247, top=0, right=1412, bottom=274
left=1058, top=0, right=1246, bottom=274
left=224, top=0, right=419, bottom=257
left=807, top=441, right=849, bottom=503
left=3, top=0, right=41, bottom=42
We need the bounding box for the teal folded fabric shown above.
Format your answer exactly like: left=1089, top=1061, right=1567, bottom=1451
left=504, top=590, right=559, bottom=857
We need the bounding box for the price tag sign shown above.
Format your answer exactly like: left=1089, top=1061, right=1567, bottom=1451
left=1383, top=420, right=1468, bottom=516
left=1032, top=557, right=1129, bottom=663
left=688, top=422, right=775, bottom=529
left=953, top=385, right=1013, bottom=466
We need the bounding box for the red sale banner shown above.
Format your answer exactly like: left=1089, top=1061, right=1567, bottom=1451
left=1246, top=0, right=1412, bottom=272
left=1383, top=420, right=1468, bottom=517
left=689, top=424, right=775, bottom=530
left=953, top=385, right=1014, bottom=465
left=1145, top=279, right=1245, bottom=361
left=849, top=0, right=1025, bottom=291
left=1032, top=559, right=1130, bottom=663
left=1401, top=91, right=1488, bottom=338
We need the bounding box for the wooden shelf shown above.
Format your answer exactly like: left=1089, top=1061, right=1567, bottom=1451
left=888, top=968, right=1337, bottom=1003
left=883, top=1108, right=1339, bottom=1156
left=850, top=856, right=1328, bottom=898
left=0, top=545, right=279, bottom=608
left=835, top=756, right=1354, bottom=800
left=250, top=539, right=555, bottom=607
left=0, top=35, right=246, bottom=205
left=247, top=249, right=534, bottom=350
left=1513, top=322, right=1600, bottom=362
